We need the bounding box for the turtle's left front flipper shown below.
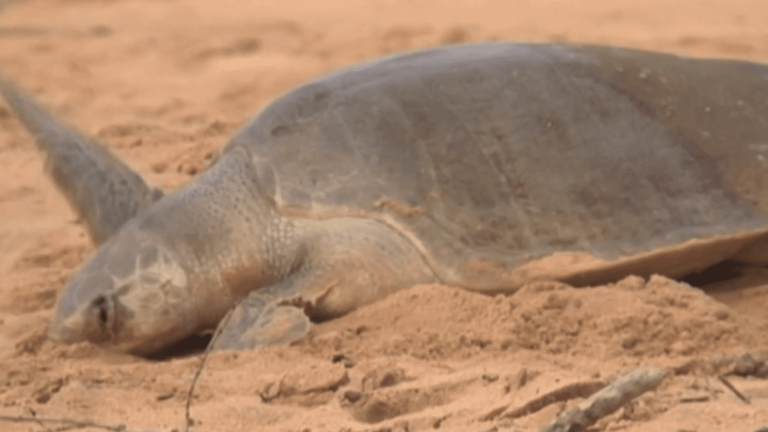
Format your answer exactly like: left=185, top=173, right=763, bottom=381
left=0, top=78, right=163, bottom=245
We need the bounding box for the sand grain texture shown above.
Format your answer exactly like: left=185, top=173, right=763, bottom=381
left=1, top=1, right=768, bottom=431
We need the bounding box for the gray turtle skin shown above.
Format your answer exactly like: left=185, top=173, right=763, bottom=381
left=3, top=42, right=768, bottom=355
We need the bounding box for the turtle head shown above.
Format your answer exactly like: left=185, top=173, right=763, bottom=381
left=48, top=231, right=197, bottom=355
left=0, top=80, right=225, bottom=355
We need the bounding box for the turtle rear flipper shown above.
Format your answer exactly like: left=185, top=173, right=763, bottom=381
left=0, top=78, right=163, bottom=244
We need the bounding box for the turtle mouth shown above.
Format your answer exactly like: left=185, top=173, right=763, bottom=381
left=46, top=315, right=181, bottom=355
left=107, top=328, right=192, bottom=356
left=47, top=315, right=88, bottom=345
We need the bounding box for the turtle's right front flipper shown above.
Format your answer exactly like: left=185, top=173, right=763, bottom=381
left=0, top=78, right=163, bottom=245
left=211, top=288, right=312, bottom=351
left=209, top=216, right=437, bottom=351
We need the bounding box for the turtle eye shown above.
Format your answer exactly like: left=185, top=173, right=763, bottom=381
left=91, top=295, right=109, bottom=327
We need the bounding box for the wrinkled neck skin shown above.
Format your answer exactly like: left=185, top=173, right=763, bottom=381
left=138, top=149, right=304, bottom=332
left=50, top=149, right=306, bottom=355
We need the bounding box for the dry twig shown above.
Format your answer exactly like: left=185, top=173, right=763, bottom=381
left=25, top=408, right=53, bottom=432
left=718, top=375, right=751, bottom=404
left=0, top=414, right=129, bottom=431
left=184, top=306, right=237, bottom=432
left=538, top=367, right=667, bottom=432
left=482, top=380, right=607, bottom=422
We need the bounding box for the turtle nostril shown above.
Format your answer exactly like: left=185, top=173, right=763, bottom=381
left=92, top=296, right=109, bottom=326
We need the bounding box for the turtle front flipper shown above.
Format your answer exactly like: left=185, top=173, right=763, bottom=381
left=211, top=289, right=312, bottom=350
left=210, top=216, right=437, bottom=351
left=0, top=78, right=163, bottom=244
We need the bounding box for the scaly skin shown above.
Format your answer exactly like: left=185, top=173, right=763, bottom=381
left=47, top=147, right=435, bottom=355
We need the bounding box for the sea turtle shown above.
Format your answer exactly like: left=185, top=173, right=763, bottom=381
left=3, top=42, right=768, bottom=356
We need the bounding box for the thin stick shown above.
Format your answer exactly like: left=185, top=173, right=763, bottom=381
left=184, top=306, right=236, bottom=432
left=718, top=375, right=751, bottom=405
left=538, top=367, right=667, bottom=432
left=26, top=409, right=53, bottom=432
left=0, top=414, right=128, bottom=431
left=486, top=380, right=606, bottom=421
